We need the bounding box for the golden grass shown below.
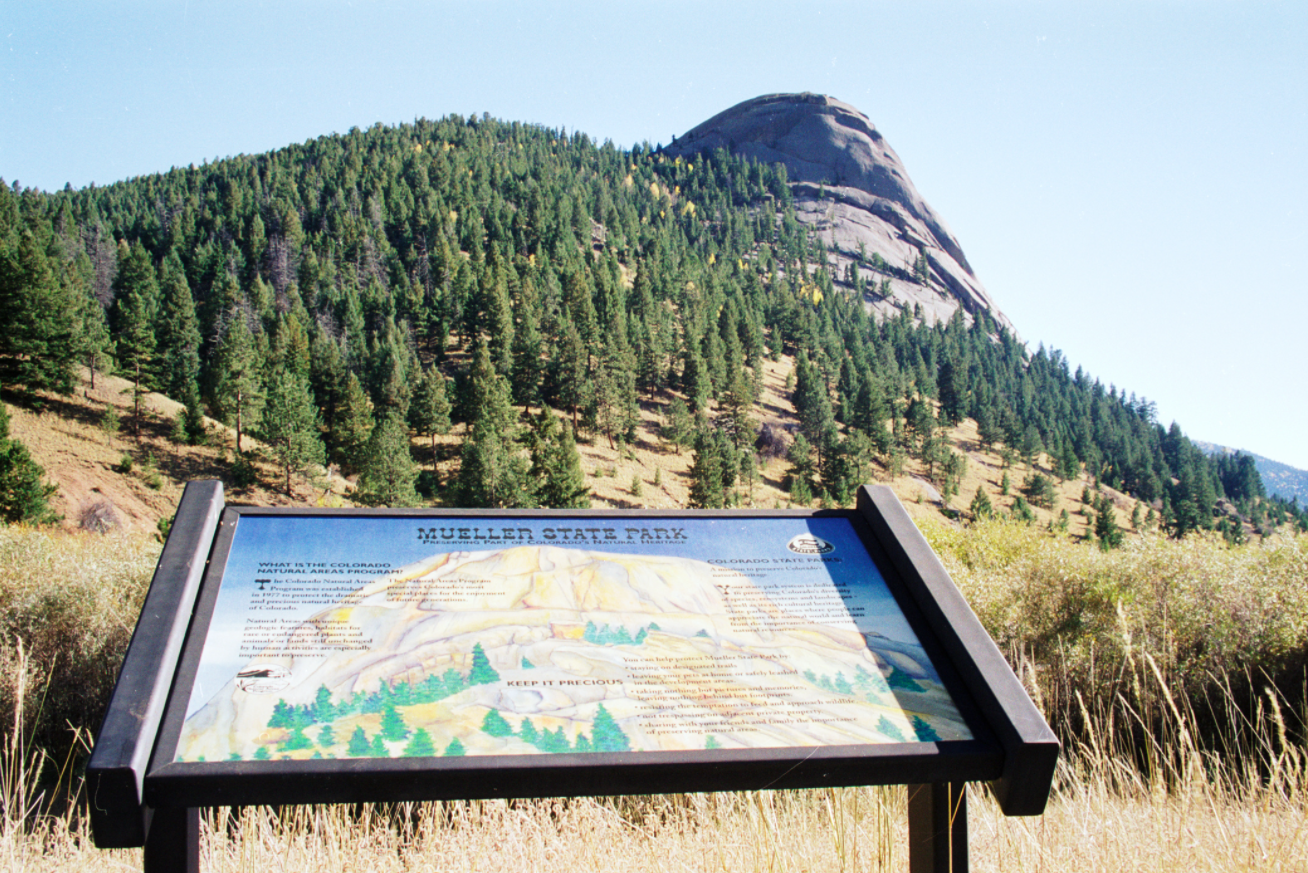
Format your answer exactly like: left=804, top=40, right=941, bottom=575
left=11, top=764, right=1307, bottom=872
left=4, top=511, right=1308, bottom=871
left=0, top=526, right=159, bottom=763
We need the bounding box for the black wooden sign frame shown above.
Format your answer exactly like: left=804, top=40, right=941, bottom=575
left=88, top=480, right=1057, bottom=873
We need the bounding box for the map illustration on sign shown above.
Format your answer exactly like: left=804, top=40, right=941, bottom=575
left=177, top=516, right=971, bottom=763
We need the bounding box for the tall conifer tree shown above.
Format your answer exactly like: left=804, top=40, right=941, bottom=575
left=0, top=229, right=77, bottom=398
left=355, top=409, right=420, bottom=507
left=113, top=242, right=160, bottom=434
left=211, top=310, right=263, bottom=453
left=261, top=368, right=325, bottom=495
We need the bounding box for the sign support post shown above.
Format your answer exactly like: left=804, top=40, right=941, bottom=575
left=908, top=782, right=967, bottom=872
left=142, top=807, right=198, bottom=873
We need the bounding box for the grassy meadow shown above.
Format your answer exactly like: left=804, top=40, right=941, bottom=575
left=1, top=520, right=1306, bottom=871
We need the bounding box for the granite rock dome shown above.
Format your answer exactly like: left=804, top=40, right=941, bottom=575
left=666, top=93, right=1010, bottom=330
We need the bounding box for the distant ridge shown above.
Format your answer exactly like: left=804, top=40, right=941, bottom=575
left=1196, top=442, right=1308, bottom=505
left=665, top=93, right=1011, bottom=330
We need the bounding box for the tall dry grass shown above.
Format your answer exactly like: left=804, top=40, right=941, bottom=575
left=2, top=522, right=1306, bottom=870
left=0, top=526, right=159, bottom=767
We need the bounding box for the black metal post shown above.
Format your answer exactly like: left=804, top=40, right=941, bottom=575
left=908, top=782, right=967, bottom=873
left=143, top=807, right=199, bottom=873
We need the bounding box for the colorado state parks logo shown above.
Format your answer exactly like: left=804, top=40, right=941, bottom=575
left=786, top=534, right=835, bottom=555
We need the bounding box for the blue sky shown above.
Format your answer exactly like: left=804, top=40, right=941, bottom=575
left=4, top=1, right=1305, bottom=469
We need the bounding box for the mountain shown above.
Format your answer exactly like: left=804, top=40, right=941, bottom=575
left=665, top=93, right=1011, bottom=330
left=3, top=98, right=1296, bottom=539
left=1196, top=442, right=1308, bottom=506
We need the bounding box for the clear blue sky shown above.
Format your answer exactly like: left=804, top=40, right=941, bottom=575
left=4, top=1, right=1305, bottom=469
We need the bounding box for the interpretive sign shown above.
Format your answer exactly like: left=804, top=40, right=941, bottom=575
left=179, top=514, right=971, bottom=764
left=89, top=481, right=1058, bottom=873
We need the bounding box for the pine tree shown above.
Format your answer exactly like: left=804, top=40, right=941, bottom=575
left=630, top=265, right=667, bottom=400
left=591, top=322, right=639, bottom=449
left=529, top=412, right=590, bottom=508
left=936, top=359, right=966, bottom=426
left=591, top=703, right=630, bottom=753
left=1011, top=495, right=1036, bottom=524
left=1055, top=439, right=1080, bottom=482
left=346, top=726, right=371, bottom=757
left=660, top=397, right=695, bottom=454
left=355, top=409, right=420, bottom=507
left=792, top=351, right=834, bottom=448
left=468, top=643, right=500, bottom=685
left=73, top=287, right=114, bottom=391
left=511, top=276, right=545, bottom=412
left=0, top=405, right=58, bottom=524
left=211, top=309, right=263, bottom=454
left=0, top=229, right=77, bottom=398
left=1095, top=499, right=1123, bottom=550
left=443, top=737, right=466, bottom=757
left=1022, top=473, right=1056, bottom=509
left=112, top=242, right=160, bottom=434
left=329, top=372, right=374, bottom=475
left=379, top=704, right=410, bottom=741
left=719, top=362, right=757, bottom=450
left=156, top=251, right=202, bottom=404
left=403, top=728, right=436, bottom=757
left=456, top=339, right=527, bottom=508
left=680, top=340, right=711, bottom=412
left=484, top=267, right=515, bottom=378
left=260, top=368, right=325, bottom=495
left=785, top=433, right=816, bottom=506
left=969, top=486, right=993, bottom=521
left=408, top=365, right=451, bottom=469
left=688, top=428, right=725, bottom=509
left=549, top=318, right=590, bottom=428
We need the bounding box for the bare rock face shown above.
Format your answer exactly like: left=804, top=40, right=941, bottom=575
left=666, top=93, right=1012, bottom=330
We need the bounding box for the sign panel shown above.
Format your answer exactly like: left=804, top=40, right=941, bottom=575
left=177, top=515, right=971, bottom=765
left=88, top=482, right=1057, bottom=852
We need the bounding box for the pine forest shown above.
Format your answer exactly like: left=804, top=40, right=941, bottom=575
left=0, top=113, right=1300, bottom=537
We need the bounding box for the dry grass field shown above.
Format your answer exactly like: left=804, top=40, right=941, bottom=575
left=1, top=362, right=1302, bottom=871
left=0, top=520, right=1304, bottom=872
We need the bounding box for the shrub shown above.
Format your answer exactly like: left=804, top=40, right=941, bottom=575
left=98, top=405, right=121, bottom=444
left=922, top=517, right=1308, bottom=751
left=78, top=497, right=121, bottom=534
left=231, top=454, right=259, bottom=489
left=754, top=422, right=789, bottom=461
left=140, top=453, right=163, bottom=490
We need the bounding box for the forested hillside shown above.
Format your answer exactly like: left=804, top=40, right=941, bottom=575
left=0, top=113, right=1301, bottom=535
